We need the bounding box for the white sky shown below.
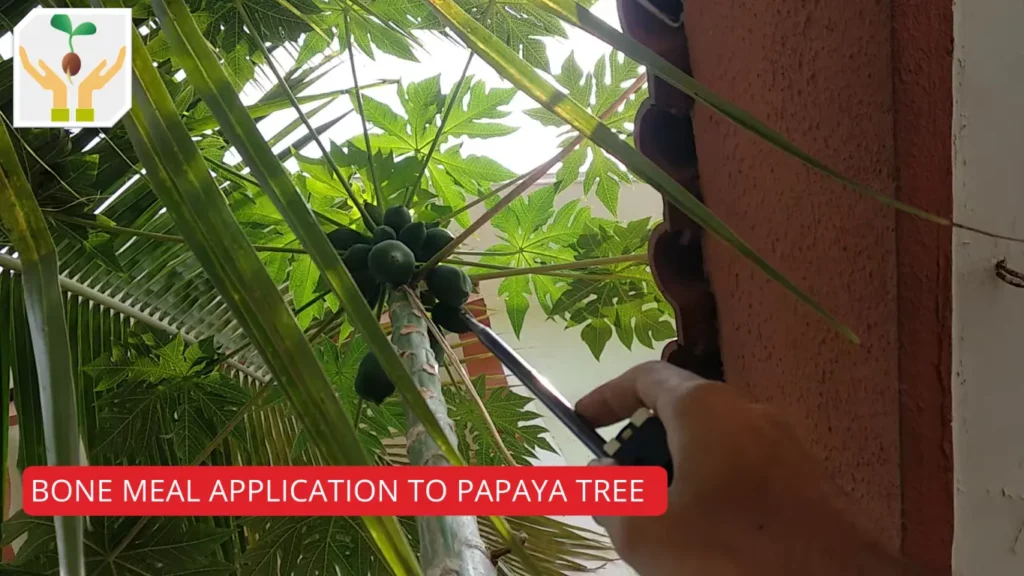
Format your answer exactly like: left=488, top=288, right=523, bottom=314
left=243, top=0, right=624, bottom=174
left=0, top=1, right=625, bottom=198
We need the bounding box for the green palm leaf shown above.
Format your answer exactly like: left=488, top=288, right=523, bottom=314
left=526, top=0, right=947, bottom=225
left=148, top=1, right=540, bottom=570
left=113, top=16, right=422, bottom=574
left=0, top=121, right=86, bottom=575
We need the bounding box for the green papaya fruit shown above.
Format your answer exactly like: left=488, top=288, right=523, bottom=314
left=353, top=270, right=381, bottom=308
left=420, top=289, right=437, bottom=308
left=398, top=221, right=426, bottom=253
left=327, top=225, right=371, bottom=250
left=426, top=265, right=473, bottom=307
left=417, top=227, right=455, bottom=262
left=368, top=240, right=416, bottom=286
left=343, top=244, right=372, bottom=271
left=432, top=303, right=472, bottom=334
left=383, top=205, right=413, bottom=231
left=364, top=203, right=384, bottom=227
left=355, top=353, right=394, bottom=404
left=373, top=225, right=396, bottom=244
left=430, top=331, right=446, bottom=364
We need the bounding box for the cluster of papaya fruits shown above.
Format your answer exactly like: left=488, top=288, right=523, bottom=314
left=328, top=204, right=453, bottom=306
left=329, top=205, right=475, bottom=405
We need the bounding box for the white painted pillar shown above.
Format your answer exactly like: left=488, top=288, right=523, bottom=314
left=952, top=0, right=1024, bottom=573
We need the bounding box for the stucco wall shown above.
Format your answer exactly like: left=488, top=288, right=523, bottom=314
left=683, top=0, right=903, bottom=548
left=951, top=0, right=1024, bottom=573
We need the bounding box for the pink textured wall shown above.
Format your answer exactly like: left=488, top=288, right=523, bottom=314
left=685, top=0, right=903, bottom=549
left=891, top=0, right=953, bottom=570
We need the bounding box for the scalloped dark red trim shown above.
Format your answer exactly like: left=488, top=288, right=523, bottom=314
left=617, top=0, right=723, bottom=381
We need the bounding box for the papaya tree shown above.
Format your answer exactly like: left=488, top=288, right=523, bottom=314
left=0, top=0, right=972, bottom=574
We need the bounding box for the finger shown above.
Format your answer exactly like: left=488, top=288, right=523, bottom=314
left=37, top=59, right=59, bottom=78
left=576, top=361, right=705, bottom=427
left=19, top=50, right=44, bottom=84
left=99, top=49, right=127, bottom=83
left=91, top=59, right=109, bottom=79
left=586, top=457, right=618, bottom=529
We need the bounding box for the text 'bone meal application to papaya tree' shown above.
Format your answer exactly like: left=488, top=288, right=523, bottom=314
left=24, top=466, right=668, bottom=517
left=12, top=8, right=132, bottom=128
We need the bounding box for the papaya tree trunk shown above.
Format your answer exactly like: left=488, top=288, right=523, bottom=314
left=388, top=289, right=495, bottom=575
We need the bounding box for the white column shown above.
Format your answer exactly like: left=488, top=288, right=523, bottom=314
left=952, top=0, right=1024, bottom=573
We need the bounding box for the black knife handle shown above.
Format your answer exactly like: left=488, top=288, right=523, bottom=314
left=603, top=408, right=674, bottom=485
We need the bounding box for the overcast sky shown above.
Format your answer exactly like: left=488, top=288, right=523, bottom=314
left=243, top=0, right=624, bottom=175
left=0, top=0, right=625, bottom=204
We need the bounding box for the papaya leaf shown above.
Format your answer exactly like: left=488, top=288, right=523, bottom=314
left=526, top=51, right=644, bottom=212
left=239, top=516, right=396, bottom=576
left=1, top=512, right=234, bottom=576
left=332, top=76, right=516, bottom=219
left=86, top=331, right=250, bottom=464
left=445, top=375, right=556, bottom=465
left=581, top=318, right=612, bottom=359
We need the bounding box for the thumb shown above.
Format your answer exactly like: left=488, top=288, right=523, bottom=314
left=587, top=457, right=618, bottom=531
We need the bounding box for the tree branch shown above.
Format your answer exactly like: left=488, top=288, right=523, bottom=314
left=235, top=0, right=374, bottom=230
left=345, top=9, right=383, bottom=208
left=459, top=254, right=648, bottom=281
left=403, top=51, right=475, bottom=208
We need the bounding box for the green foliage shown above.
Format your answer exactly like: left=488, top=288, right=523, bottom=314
left=235, top=340, right=592, bottom=575
left=372, top=0, right=599, bottom=71
left=85, top=329, right=251, bottom=464
left=469, top=182, right=672, bottom=357
left=551, top=218, right=674, bottom=359
left=239, top=516, right=395, bottom=576
left=446, top=375, right=555, bottom=465
left=526, top=50, right=647, bottom=215
left=1, top=512, right=234, bottom=576
left=476, top=184, right=590, bottom=336
left=314, top=337, right=559, bottom=462
left=0, top=1, right=661, bottom=572
left=345, top=75, right=517, bottom=227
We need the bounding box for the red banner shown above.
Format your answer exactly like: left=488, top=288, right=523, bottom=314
left=22, top=466, right=667, bottom=517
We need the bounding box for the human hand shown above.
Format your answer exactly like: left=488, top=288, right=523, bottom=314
left=78, top=46, right=127, bottom=111
left=19, top=46, right=68, bottom=110
left=576, top=361, right=905, bottom=576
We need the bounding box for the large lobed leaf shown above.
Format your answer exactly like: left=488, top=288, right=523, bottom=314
left=343, top=74, right=517, bottom=227
left=525, top=50, right=646, bottom=215
left=445, top=375, right=556, bottom=465
left=239, top=516, right=395, bottom=576
left=1, top=512, right=234, bottom=576
left=86, top=330, right=251, bottom=465
left=421, top=0, right=860, bottom=343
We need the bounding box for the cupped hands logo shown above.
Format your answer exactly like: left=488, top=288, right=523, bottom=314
left=13, top=8, right=132, bottom=128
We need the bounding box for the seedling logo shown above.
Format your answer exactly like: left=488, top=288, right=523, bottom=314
left=13, top=8, right=132, bottom=128
left=52, top=14, right=97, bottom=83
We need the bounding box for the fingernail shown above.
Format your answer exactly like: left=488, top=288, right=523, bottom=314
left=587, top=457, right=617, bottom=467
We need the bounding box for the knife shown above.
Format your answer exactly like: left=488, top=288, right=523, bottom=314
left=457, top=308, right=674, bottom=484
